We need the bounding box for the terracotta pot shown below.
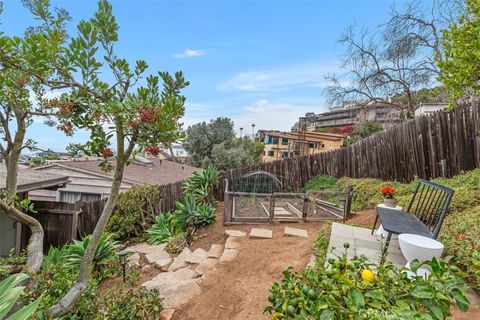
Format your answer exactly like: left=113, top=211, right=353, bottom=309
left=384, top=197, right=397, bottom=208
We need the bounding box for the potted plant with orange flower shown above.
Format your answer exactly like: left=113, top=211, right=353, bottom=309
left=381, top=185, right=397, bottom=208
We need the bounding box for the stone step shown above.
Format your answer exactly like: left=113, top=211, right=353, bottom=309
left=249, top=228, right=273, bottom=239
left=284, top=227, right=308, bottom=238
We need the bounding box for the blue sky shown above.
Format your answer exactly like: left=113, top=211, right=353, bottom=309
left=1, top=0, right=404, bottom=151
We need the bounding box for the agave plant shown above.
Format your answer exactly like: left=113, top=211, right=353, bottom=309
left=146, top=213, right=182, bottom=245
left=174, top=194, right=199, bottom=229
left=0, top=273, right=40, bottom=320
left=194, top=203, right=216, bottom=227
left=183, top=165, right=220, bottom=205
left=64, top=234, right=119, bottom=277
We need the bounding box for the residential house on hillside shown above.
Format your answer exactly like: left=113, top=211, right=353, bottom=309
left=0, top=165, right=69, bottom=256
left=304, top=102, right=401, bottom=131
left=414, top=102, right=447, bottom=117
left=160, top=144, right=189, bottom=161
left=31, top=157, right=198, bottom=203
left=257, top=130, right=344, bottom=162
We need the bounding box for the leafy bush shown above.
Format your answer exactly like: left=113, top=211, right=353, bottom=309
left=266, top=247, right=471, bottom=319
left=92, top=287, right=162, bottom=320
left=301, top=175, right=337, bottom=192
left=0, top=273, right=40, bottom=320
left=22, top=261, right=98, bottom=318
left=146, top=213, right=182, bottom=245
left=183, top=165, right=220, bottom=205
left=106, top=184, right=162, bottom=240
left=64, top=234, right=119, bottom=279
left=440, top=206, right=480, bottom=287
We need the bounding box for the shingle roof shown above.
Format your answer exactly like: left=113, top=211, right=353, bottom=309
left=38, top=159, right=199, bottom=186
left=0, top=164, right=69, bottom=193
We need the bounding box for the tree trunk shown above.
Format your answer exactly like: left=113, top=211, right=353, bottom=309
left=1, top=118, right=44, bottom=274
left=47, top=161, right=125, bottom=317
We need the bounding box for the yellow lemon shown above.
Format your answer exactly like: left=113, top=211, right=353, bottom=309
left=361, top=269, right=375, bottom=283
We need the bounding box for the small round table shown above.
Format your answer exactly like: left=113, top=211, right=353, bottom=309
left=398, top=233, right=444, bottom=278
left=375, top=204, right=402, bottom=239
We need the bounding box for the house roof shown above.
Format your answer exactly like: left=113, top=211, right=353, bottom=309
left=36, top=158, right=199, bottom=186
left=0, top=164, right=70, bottom=193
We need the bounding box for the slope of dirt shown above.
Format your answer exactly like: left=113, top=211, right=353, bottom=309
left=172, top=220, right=324, bottom=320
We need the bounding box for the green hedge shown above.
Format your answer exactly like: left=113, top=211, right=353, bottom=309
left=106, top=185, right=162, bottom=240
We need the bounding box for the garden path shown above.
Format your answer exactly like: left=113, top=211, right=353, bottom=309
left=171, top=217, right=324, bottom=320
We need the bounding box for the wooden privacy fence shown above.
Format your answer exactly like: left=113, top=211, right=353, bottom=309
left=215, top=102, right=480, bottom=198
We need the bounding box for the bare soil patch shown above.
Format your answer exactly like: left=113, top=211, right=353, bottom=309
left=172, top=217, right=324, bottom=320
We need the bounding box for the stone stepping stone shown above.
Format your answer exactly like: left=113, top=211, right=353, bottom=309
left=145, top=249, right=170, bottom=264
left=206, top=244, right=223, bottom=258
left=219, top=248, right=238, bottom=263
left=284, top=227, right=308, bottom=238
left=195, top=258, right=217, bottom=276
left=142, top=267, right=196, bottom=291
left=225, top=237, right=240, bottom=249
left=186, top=248, right=207, bottom=264
left=225, top=230, right=247, bottom=237
left=155, top=257, right=172, bottom=270
left=168, top=247, right=192, bottom=272
left=127, top=252, right=140, bottom=268
left=126, top=243, right=167, bottom=255
left=162, top=279, right=201, bottom=309
left=250, top=228, right=273, bottom=239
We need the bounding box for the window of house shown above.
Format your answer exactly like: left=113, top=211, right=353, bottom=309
left=282, top=138, right=288, bottom=145
left=272, top=137, right=279, bottom=144
left=268, top=151, right=274, bottom=157
left=309, top=143, right=316, bottom=148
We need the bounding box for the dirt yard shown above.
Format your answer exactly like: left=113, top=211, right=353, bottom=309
left=173, top=212, right=324, bottom=320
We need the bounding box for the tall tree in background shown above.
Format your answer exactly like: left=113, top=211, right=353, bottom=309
left=438, top=0, right=480, bottom=105
left=3, top=0, right=188, bottom=316
left=326, top=0, right=465, bottom=118
left=0, top=2, right=70, bottom=273
left=184, top=117, right=263, bottom=170
left=185, top=117, right=235, bottom=167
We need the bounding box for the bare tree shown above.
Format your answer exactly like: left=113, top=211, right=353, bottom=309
left=326, top=0, right=465, bottom=119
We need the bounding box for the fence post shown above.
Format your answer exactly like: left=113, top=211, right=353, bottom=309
left=302, top=192, right=308, bottom=222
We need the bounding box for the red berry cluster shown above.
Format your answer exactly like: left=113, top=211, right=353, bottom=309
left=145, top=145, right=160, bottom=156
left=101, top=148, right=114, bottom=158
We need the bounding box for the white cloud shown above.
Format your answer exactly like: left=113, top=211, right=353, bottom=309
left=216, top=60, right=339, bottom=92
left=233, top=99, right=325, bottom=134
left=172, top=49, right=206, bottom=59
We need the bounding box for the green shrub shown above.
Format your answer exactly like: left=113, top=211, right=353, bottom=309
left=64, top=234, right=119, bottom=279
left=301, top=175, right=337, bottom=192
left=23, top=262, right=98, bottom=318
left=183, top=165, right=220, bottom=205
left=440, top=206, right=480, bottom=287
left=146, top=213, right=182, bottom=245
left=173, top=195, right=198, bottom=229
left=0, top=273, right=40, bottom=320
left=92, top=287, right=162, bottom=320
left=265, top=249, right=471, bottom=319
left=106, top=185, right=162, bottom=240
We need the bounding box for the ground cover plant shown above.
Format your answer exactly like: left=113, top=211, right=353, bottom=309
left=302, top=169, right=480, bottom=293
left=266, top=244, right=471, bottom=319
